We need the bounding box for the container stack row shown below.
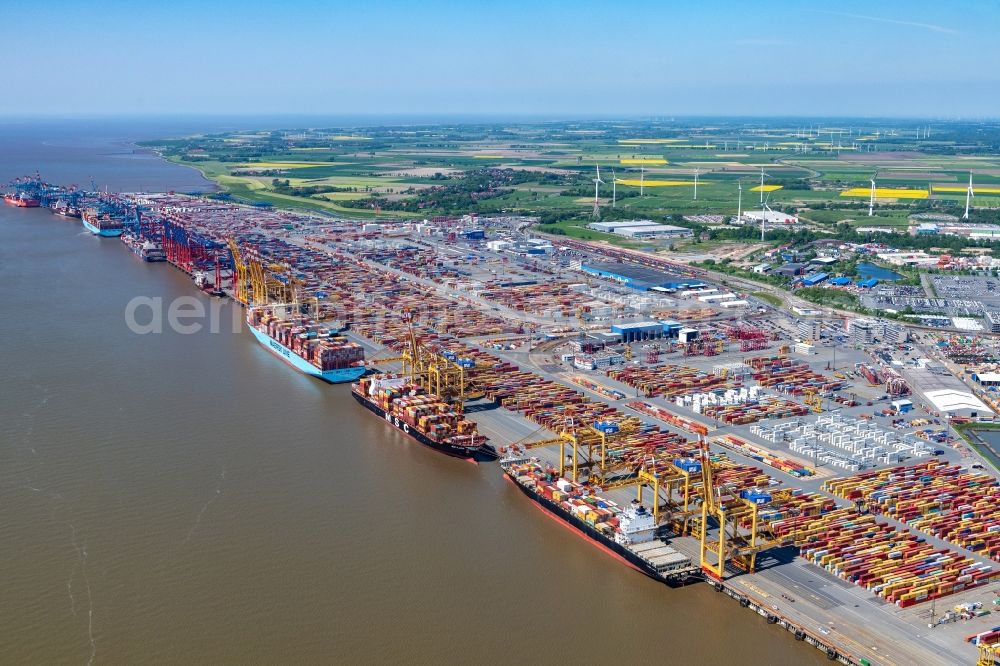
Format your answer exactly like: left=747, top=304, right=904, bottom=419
left=699, top=397, right=808, bottom=425
left=769, top=508, right=997, bottom=607
left=746, top=355, right=845, bottom=396
left=824, top=460, right=1000, bottom=560
left=607, top=365, right=734, bottom=399
left=476, top=282, right=594, bottom=317
left=712, top=434, right=815, bottom=478
left=625, top=400, right=710, bottom=436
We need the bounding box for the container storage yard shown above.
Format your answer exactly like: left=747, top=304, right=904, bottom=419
left=10, top=179, right=1000, bottom=666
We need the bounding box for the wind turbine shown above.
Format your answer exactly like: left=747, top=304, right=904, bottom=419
left=736, top=179, right=743, bottom=224
left=640, top=161, right=645, bottom=197
left=693, top=167, right=700, bottom=200
left=964, top=171, right=975, bottom=220
left=868, top=170, right=878, bottom=217
left=592, top=161, right=604, bottom=219
left=611, top=167, right=617, bottom=208
left=759, top=168, right=769, bottom=204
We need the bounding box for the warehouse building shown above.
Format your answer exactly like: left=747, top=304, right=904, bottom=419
left=801, top=272, right=829, bottom=286
left=612, top=321, right=667, bottom=343
left=588, top=220, right=694, bottom=238
left=660, top=320, right=683, bottom=337
left=972, top=372, right=1000, bottom=387
left=924, top=389, right=994, bottom=420
left=743, top=210, right=800, bottom=225
left=581, top=262, right=704, bottom=291
left=810, top=256, right=839, bottom=267
left=773, top=263, right=805, bottom=277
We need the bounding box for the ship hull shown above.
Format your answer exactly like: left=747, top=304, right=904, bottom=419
left=248, top=325, right=364, bottom=384
left=82, top=217, right=124, bottom=237
left=352, top=391, right=496, bottom=461
left=502, top=466, right=693, bottom=587
left=4, top=196, right=40, bottom=208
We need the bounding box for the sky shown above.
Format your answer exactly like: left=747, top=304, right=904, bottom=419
left=2, top=0, right=998, bottom=118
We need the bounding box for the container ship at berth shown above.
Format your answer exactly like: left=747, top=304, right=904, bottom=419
left=121, top=232, right=166, bottom=261
left=51, top=200, right=81, bottom=218
left=352, top=374, right=498, bottom=461
left=247, top=307, right=366, bottom=383
left=500, top=453, right=697, bottom=586
left=81, top=207, right=124, bottom=237
left=4, top=192, right=40, bottom=207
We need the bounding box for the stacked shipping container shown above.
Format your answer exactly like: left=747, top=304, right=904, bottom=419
left=824, top=461, right=1000, bottom=560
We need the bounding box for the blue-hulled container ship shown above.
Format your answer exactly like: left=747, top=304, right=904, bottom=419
left=247, top=307, right=366, bottom=383
left=81, top=208, right=124, bottom=237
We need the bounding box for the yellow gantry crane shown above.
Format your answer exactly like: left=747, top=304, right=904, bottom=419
left=803, top=389, right=824, bottom=414
left=635, top=464, right=699, bottom=532
left=226, top=238, right=250, bottom=304
left=697, top=436, right=793, bottom=579
left=246, top=252, right=269, bottom=305
left=366, top=308, right=482, bottom=411
left=978, top=643, right=998, bottom=666
left=556, top=416, right=643, bottom=484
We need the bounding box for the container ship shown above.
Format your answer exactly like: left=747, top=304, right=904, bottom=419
left=352, top=374, right=498, bottom=461
left=121, top=232, right=166, bottom=261
left=500, top=454, right=697, bottom=586
left=247, top=307, right=366, bottom=383
left=4, top=192, right=40, bottom=207
left=51, top=200, right=82, bottom=218
left=81, top=208, right=124, bottom=237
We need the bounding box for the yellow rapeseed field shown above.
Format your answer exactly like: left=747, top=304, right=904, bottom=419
left=620, top=158, right=668, bottom=165
left=750, top=184, right=784, bottom=192
left=933, top=185, right=1000, bottom=194
left=840, top=188, right=929, bottom=199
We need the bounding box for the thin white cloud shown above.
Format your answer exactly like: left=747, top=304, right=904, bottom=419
left=811, top=10, right=959, bottom=34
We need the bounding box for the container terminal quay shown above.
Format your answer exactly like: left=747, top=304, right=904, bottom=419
left=11, top=175, right=1000, bottom=666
